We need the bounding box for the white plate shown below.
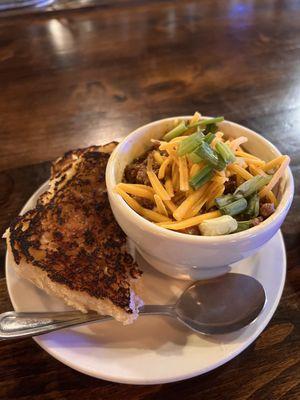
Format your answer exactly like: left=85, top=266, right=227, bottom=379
left=5, top=181, right=286, bottom=384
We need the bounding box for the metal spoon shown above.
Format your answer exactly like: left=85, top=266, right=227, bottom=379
left=0, top=273, right=265, bottom=339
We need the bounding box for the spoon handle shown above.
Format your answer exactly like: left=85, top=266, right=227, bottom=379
left=141, top=304, right=175, bottom=316
left=0, top=311, right=112, bottom=339
left=0, top=306, right=175, bottom=340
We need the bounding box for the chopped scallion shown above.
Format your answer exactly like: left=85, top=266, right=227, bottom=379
left=234, top=175, right=272, bottom=198
left=220, top=197, right=248, bottom=216
left=235, top=220, right=253, bottom=232
left=189, top=165, right=214, bottom=189
left=246, top=193, right=260, bottom=217
left=163, top=121, right=187, bottom=141
left=189, top=116, right=224, bottom=129
left=193, top=142, right=223, bottom=170
left=203, top=132, right=216, bottom=144
left=199, top=116, right=224, bottom=127
left=215, top=141, right=236, bottom=164
left=215, top=155, right=227, bottom=171
left=215, top=194, right=241, bottom=208
left=177, top=131, right=204, bottom=156
left=188, top=151, right=203, bottom=163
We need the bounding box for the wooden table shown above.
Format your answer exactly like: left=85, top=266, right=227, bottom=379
left=0, top=1, right=299, bottom=398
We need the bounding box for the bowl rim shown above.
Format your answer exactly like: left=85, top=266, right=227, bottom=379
left=106, top=116, right=294, bottom=243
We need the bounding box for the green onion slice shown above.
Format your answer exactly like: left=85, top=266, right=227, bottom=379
left=246, top=193, right=260, bottom=217
left=215, top=194, right=242, bottom=208
left=215, top=141, right=236, bottom=164
left=235, top=220, right=253, bottom=232
left=203, top=132, right=216, bottom=144
left=234, top=175, right=272, bottom=198
left=177, top=131, right=204, bottom=156
left=220, top=197, right=248, bottom=216
left=163, top=121, right=188, bottom=141
left=189, top=116, right=224, bottom=129
left=189, top=165, right=214, bottom=189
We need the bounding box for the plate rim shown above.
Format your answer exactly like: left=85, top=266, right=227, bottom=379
left=5, top=181, right=287, bottom=385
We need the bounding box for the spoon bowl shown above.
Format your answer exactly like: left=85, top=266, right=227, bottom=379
left=175, top=274, right=266, bottom=334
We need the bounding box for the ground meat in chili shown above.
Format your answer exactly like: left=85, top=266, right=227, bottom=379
left=252, top=216, right=264, bottom=226
left=124, top=150, right=160, bottom=185
left=133, top=196, right=153, bottom=209
left=224, top=176, right=237, bottom=194
left=260, top=203, right=275, bottom=218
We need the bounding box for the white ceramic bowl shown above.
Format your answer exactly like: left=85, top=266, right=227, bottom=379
left=106, top=117, right=294, bottom=280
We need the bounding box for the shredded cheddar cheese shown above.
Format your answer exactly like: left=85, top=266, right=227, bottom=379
left=157, top=210, right=221, bottom=230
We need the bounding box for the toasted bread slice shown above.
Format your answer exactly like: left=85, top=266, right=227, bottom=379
left=5, top=143, right=143, bottom=324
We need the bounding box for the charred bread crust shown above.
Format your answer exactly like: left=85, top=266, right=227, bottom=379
left=9, top=142, right=142, bottom=314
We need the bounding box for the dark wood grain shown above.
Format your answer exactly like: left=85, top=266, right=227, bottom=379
left=0, top=0, right=299, bottom=399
